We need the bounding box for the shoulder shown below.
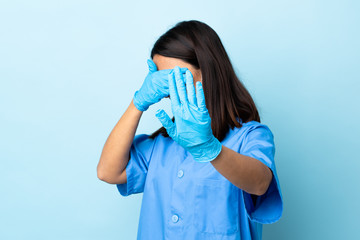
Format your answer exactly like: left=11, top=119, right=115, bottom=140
left=239, top=121, right=276, bottom=157
left=224, top=120, right=274, bottom=146
left=133, top=134, right=158, bottom=149
left=241, top=121, right=274, bottom=138
left=134, top=134, right=151, bottom=144
left=135, top=133, right=176, bottom=149
left=230, top=120, right=274, bottom=138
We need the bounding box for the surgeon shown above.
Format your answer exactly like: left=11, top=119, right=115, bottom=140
left=97, top=20, right=283, bottom=240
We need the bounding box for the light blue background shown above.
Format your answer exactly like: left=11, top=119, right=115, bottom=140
left=1, top=0, right=359, bottom=239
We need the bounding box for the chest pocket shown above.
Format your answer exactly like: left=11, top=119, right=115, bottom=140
left=193, top=178, right=239, bottom=235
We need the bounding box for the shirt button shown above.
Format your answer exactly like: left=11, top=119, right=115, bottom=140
left=177, top=170, right=184, bottom=178
left=172, top=214, right=179, bottom=223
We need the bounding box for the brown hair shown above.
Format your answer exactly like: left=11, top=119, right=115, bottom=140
left=149, top=20, right=260, bottom=142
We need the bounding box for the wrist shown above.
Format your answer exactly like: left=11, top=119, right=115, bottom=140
left=130, top=98, right=144, bottom=113
left=133, top=91, right=148, bottom=112
left=187, top=136, right=223, bottom=163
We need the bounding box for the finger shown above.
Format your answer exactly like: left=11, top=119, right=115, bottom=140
left=180, top=67, right=189, bottom=74
left=157, top=67, right=187, bottom=78
left=164, top=67, right=187, bottom=99
left=168, top=70, right=181, bottom=109
left=196, top=81, right=207, bottom=110
left=147, top=59, right=157, bottom=73
left=185, top=70, right=197, bottom=106
left=158, top=67, right=187, bottom=72
left=155, top=109, right=175, bottom=136
left=154, top=69, right=172, bottom=87
left=174, top=66, right=188, bottom=105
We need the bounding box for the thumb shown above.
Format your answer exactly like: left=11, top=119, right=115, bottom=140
left=155, top=109, right=175, bottom=136
left=147, top=59, right=157, bottom=73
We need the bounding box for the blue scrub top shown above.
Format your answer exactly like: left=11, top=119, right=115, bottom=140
left=117, top=120, right=283, bottom=240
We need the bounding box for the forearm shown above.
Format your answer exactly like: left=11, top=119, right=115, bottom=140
left=210, top=145, right=273, bottom=196
left=97, top=99, right=143, bottom=183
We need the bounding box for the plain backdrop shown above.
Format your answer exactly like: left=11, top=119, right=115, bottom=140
left=1, top=0, right=359, bottom=239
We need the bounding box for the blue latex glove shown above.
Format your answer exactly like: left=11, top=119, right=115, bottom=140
left=155, top=66, right=223, bottom=162
left=133, top=59, right=188, bottom=112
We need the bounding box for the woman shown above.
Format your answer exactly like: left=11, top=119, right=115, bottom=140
left=97, top=20, right=283, bottom=240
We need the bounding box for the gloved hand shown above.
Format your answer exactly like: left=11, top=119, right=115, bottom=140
left=155, top=66, right=222, bottom=162
left=133, top=59, right=188, bottom=112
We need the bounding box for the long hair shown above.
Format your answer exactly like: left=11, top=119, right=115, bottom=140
left=148, top=20, right=260, bottom=142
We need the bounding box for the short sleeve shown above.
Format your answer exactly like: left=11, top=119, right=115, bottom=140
left=239, top=124, right=283, bottom=224
left=116, top=134, right=156, bottom=197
